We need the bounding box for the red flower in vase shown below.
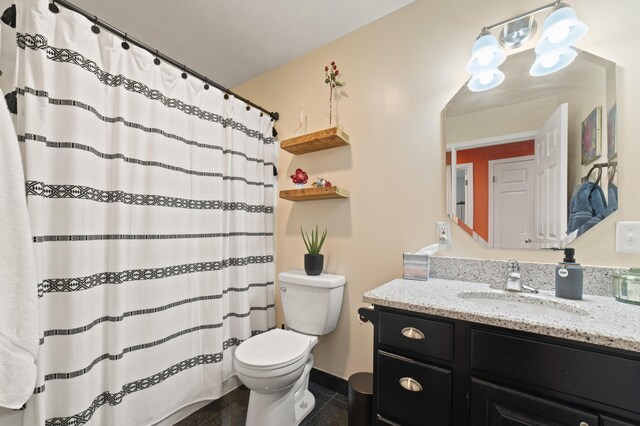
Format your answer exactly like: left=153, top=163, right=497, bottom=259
left=324, top=61, right=344, bottom=89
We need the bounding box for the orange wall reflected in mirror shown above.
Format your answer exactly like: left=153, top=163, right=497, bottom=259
left=447, top=140, right=534, bottom=241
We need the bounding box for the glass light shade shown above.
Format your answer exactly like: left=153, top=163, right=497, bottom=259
left=529, top=47, right=577, bottom=76
left=466, top=33, right=506, bottom=74
left=535, top=6, right=588, bottom=54
left=467, top=69, right=505, bottom=92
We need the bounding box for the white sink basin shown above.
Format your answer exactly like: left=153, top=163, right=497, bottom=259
left=458, top=291, right=589, bottom=317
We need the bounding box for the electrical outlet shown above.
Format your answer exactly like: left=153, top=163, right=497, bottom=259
left=436, top=221, right=451, bottom=248
left=616, top=221, right=640, bottom=254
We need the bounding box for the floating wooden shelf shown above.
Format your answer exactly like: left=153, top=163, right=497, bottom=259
left=280, top=127, right=349, bottom=155
left=279, top=186, right=350, bottom=201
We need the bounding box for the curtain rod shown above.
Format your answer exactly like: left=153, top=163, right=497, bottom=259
left=52, top=0, right=279, bottom=121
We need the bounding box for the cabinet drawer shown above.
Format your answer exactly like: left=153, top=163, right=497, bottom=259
left=379, top=311, right=453, bottom=362
left=470, top=378, right=599, bottom=426
left=377, top=350, right=451, bottom=426
left=471, top=329, right=640, bottom=414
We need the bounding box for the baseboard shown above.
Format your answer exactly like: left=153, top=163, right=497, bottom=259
left=309, top=367, right=349, bottom=396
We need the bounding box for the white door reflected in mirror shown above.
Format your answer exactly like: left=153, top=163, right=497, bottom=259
left=533, top=103, right=567, bottom=247
left=491, top=158, right=534, bottom=249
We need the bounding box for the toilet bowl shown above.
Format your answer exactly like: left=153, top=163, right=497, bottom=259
left=235, top=328, right=318, bottom=426
left=234, top=271, right=346, bottom=426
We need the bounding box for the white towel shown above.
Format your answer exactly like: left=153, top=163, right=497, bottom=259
left=0, top=88, right=38, bottom=409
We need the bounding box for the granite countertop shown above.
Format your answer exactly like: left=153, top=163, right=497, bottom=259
left=363, top=278, right=640, bottom=353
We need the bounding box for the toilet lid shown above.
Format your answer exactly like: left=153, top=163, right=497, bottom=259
left=235, top=329, right=312, bottom=369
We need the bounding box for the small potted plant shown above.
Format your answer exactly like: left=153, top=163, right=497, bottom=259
left=301, top=225, right=327, bottom=276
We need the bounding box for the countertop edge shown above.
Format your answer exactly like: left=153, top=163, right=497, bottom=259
left=363, top=282, right=640, bottom=354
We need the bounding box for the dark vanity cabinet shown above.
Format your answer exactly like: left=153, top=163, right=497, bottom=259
left=366, top=306, right=640, bottom=426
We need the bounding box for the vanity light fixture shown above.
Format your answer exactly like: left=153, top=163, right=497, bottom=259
left=465, top=1, right=588, bottom=90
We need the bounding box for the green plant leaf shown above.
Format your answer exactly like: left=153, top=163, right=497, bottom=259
left=317, top=228, right=327, bottom=253
left=301, top=227, right=312, bottom=253
left=300, top=225, right=327, bottom=255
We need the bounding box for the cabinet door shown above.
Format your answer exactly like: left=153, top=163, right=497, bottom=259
left=470, top=379, right=598, bottom=426
left=471, top=329, right=640, bottom=414
left=377, top=351, right=451, bottom=426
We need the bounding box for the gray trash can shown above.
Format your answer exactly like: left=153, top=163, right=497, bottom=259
left=348, top=372, right=373, bottom=426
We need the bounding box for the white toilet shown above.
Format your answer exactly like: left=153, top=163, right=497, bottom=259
left=234, top=270, right=346, bottom=426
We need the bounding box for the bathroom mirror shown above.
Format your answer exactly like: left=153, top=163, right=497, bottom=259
left=445, top=48, right=617, bottom=249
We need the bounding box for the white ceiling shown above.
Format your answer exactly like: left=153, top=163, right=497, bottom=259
left=69, top=0, right=414, bottom=88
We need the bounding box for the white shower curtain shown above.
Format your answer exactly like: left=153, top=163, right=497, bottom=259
left=12, top=1, right=276, bottom=424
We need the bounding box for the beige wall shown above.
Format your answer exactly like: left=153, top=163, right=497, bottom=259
left=235, top=0, right=640, bottom=380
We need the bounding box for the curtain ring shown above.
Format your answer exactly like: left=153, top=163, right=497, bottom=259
left=48, top=1, right=59, bottom=13
left=91, top=16, right=101, bottom=34
left=203, top=79, right=210, bottom=90
left=153, top=50, right=161, bottom=66
left=121, top=33, right=130, bottom=50
left=181, top=66, right=188, bottom=80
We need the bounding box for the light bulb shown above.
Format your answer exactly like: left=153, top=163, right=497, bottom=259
left=540, top=53, right=560, bottom=68
left=530, top=47, right=577, bottom=77
left=466, top=33, right=506, bottom=74
left=478, top=73, right=493, bottom=85
left=477, top=50, right=493, bottom=66
left=547, top=24, right=570, bottom=44
left=535, top=6, right=588, bottom=55
left=468, top=69, right=505, bottom=92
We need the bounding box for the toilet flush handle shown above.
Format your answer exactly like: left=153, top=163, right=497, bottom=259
left=280, top=286, right=287, bottom=293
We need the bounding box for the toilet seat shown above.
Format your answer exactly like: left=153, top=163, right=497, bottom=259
left=235, top=329, right=314, bottom=374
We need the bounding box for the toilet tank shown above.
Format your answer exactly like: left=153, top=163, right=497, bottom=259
left=279, top=270, right=346, bottom=336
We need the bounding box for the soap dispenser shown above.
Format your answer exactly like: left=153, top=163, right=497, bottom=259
left=555, top=248, right=583, bottom=300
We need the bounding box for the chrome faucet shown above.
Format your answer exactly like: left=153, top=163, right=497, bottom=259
left=497, top=260, right=539, bottom=293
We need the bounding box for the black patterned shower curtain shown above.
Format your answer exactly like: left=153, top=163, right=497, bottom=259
left=12, top=1, right=277, bottom=424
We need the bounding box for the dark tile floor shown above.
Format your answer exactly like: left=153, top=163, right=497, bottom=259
left=175, top=382, right=348, bottom=426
